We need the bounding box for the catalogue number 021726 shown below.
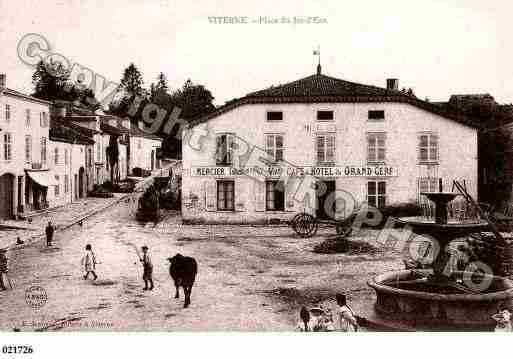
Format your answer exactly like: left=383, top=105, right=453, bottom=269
left=1, top=346, right=34, bottom=355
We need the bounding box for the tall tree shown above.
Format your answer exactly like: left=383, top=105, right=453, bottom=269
left=109, top=63, right=146, bottom=119
left=120, top=63, right=144, bottom=98
left=170, top=79, right=215, bottom=121
left=31, top=60, right=99, bottom=109
left=162, top=79, right=216, bottom=158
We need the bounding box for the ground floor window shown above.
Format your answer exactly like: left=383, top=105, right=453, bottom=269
left=217, top=180, right=234, bottom=211
left=266, top=180, right=285, bottom=211
left=54, top=175, right=60, bottom=197
left=367, top=181, right=386, bottom=209
left=418, top=177, right=439, bottom=193
left=64, top=174, right=69, bottom=193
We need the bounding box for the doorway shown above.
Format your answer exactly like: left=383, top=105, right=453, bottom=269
left=316, top=180, right=336, bottom=219
left=0, top=174, right=14, bottom=219
left=79, top=167, right=85, bottom=198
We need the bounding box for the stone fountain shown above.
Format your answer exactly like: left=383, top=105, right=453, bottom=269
left=367, top=180, right=513, bottom=330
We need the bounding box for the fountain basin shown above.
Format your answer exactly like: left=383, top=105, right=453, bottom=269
left=368, top=270, right=513, bottom=330
left=397, top=217, right=489, bottom=239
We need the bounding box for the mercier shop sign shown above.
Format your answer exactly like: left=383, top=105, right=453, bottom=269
left=191, top=165, right=398, bottom=177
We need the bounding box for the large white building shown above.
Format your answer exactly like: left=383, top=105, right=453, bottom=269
left=182, top=70, right=478, bottom=224
left=0, top=75, right=54, bottom=219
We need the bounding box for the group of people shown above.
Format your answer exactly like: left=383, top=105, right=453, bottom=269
left=297, top=293, right=360, bottom=332
left=80, top=244, right=154, bottom=291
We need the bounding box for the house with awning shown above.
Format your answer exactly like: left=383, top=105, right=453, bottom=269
left=0, top=74, right=56, bottom=218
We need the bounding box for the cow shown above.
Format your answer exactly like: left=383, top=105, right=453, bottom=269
left=167, top=253, right=197, bottom=308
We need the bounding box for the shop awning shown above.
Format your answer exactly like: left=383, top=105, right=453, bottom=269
left=26, top=170, right=58, bottom=187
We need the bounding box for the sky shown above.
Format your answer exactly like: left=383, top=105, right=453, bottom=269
left=0, top=0, right=512, bottom=106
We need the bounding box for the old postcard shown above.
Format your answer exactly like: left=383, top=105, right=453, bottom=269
left=0, top=0, right=512, bottom=357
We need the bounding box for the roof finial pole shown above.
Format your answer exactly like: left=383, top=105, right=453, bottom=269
left=313, top=46, right=321, bottom=74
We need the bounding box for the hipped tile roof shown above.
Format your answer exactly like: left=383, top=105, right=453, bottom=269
left=188, top=73, right=479, bottom=129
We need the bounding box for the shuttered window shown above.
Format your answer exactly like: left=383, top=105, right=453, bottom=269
left=418, top=133, right=438, bottom=162
left=5, top=105, right=10, bottom=122
left=217, top=180, right=235, bottom=211
left=316, top=133, right=335, bottom=165
left=265, top=134, right=284, bottom=162
left=40, top=112, right=48, bottom=127
left=25, top=135, right=32, bottom=162
left=216, top=134, right=235, bottom=165
left=266, top=180, right=285, bottom=211
left=41, top=137, right=47, bottom=164
left=25, top=109, right=31, bottom=126
left=64, top=174, right=69, bottom=193
left=3, top=133, right=12, bottom=161
left=367, top=132, right=386, bottom=163
left=54, top=175, right=60, bottom=196
left=367, top=181, right=386, bottom=209
left=418, top=177, right=438, bottom=193
left=54, top=148, right=59, bottom=165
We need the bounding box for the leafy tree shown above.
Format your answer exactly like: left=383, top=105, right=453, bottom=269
left=31, top=60, right=99, bottom=109
left=170, top=79, right=215, bottom=121
left=150, top=72, right=169, bottom=100
left=161, top=79, right=216, bottom=159
left=120, top=63, right=144, bottom=98
left=109, top=63, right=147, bottom=120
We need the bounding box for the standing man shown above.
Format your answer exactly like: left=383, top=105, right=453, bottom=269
left=140, top=246, right=154, bottom=291
left=81, top=244, right=98, bottom=280
left=45, top=221, right=55, bottom=247
left=0, top=249, right=9, bottom=291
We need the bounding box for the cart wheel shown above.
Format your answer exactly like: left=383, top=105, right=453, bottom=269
left=293, top=213, right=318, bottom=238
left=336, top=222, right=353, bottom=237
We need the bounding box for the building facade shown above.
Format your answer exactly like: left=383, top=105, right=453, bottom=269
left=129, top=122, right=162, bottom=174
left=182, top=71, right=478, bottom=224
left=0, top=77, right=53, bottom=219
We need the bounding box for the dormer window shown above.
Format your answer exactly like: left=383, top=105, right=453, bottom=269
left=317, top=110, right=334, bottom=121
left=267, top=111, right=283, bottom=121
left=368, top=110, right=385, bottom=121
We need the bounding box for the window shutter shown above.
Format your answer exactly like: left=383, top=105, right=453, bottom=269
left=215, top=135, right=223, bottom=164
left=431, top=134, right=439, bottom=161
left=326, top=135, right=335, bottom=162
left=227, top=135, right=234, bottom=165
left=205, top=180, right=216, bottom=211
left=254, top=180, right=266, bottom=212
left=235, top=180, right=245, bottom=211
left=316, top=136, right=325, bottom=163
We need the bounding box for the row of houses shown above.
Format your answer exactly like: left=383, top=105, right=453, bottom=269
left=0, top=74, right=162, bottom=220
left=181, top=66, right=480, bottom=224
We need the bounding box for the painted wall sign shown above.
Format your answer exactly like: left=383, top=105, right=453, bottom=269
left=190, top=165, right=398, bottom=177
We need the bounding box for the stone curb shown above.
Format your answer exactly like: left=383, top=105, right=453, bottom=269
left=1, top=193, right=133, bottom=253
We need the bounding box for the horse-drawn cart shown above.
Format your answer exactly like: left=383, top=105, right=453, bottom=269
left=290, top=211, right=358, bottom=238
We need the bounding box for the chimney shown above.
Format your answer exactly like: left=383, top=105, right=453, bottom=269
left=386, top=78, right=399, bottom=91
left=317, top=63, right=322, bottom=75
left=138, top=120, right=144, bottom=130
left=0, top=74, right=5, bottom=90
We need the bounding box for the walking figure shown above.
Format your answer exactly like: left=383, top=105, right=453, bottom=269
left=45, top=221, right=55, bottom=247
left=81, top=244, right=98, bottom=280
left=141, top=246, right=154, bottom=291
left=0, top=249, right=9, bottom=290
left=336, top=293, right=359, bottom=332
